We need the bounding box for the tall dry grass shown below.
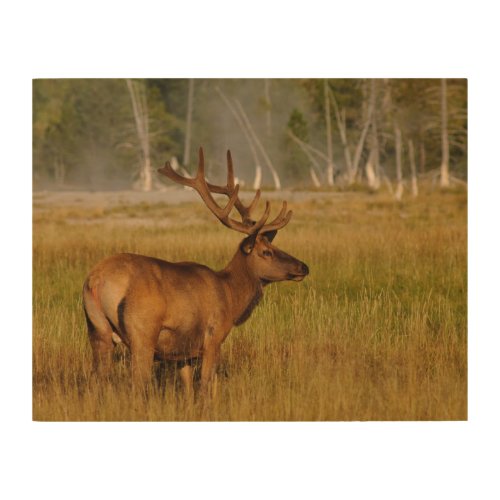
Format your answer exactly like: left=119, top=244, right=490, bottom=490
left=33, top=189, right=467, bottom=420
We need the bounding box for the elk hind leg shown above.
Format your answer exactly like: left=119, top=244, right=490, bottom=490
left=83, top=287, right=114, bottom=378
left=121, top=300, right=159, bottom=392
left=178, top=360, right=194, bottom=401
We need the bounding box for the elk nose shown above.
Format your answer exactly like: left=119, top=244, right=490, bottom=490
left=300, top=262, right=309, bottom=275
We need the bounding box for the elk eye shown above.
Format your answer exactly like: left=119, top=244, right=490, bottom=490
left=263, top=250, right=272, bottom=257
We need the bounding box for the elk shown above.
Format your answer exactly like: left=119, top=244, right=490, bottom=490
left=82, top=147, right=309, bottom=396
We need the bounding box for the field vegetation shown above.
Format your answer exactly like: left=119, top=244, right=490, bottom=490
left=33, top=187, right=467, bottom=421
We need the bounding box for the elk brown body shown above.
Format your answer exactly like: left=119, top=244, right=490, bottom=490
left=83, top=148, right=308, bottom=395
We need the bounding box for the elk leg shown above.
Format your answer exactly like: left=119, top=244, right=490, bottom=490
left=179, top=362, right=194, bottom=400
left=83, top=291, right=114, bottom=378
left=121, top=299, right=160, bottom=389
left=130, top=342, right=155, bottom=388
left=200, top=339, right=221, bottom=397
left=89, top=335, right=114, bottom=378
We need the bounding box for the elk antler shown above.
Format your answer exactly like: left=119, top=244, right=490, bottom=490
left=207, top=150, right=261, bottom=225
left=158, top=148, right=292, bottom=236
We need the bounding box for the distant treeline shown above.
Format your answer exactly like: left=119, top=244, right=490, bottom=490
left=33, top=78, right=467, bottom=191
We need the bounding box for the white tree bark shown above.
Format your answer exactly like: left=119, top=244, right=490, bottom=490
left=216, top=87, right=261, bottom=183
left=394, top=122, right=404, bottom=200
left=234, top=99, right=281, bottom=190
left=408, top=139, right=418, bottom=197
left=440, top=78, right=450, bottom=188
left=287, top=129, right=324, bottom=187
left=253, top=165, right=262, bottom=190
left=330, top=82, right=373, bottom=185
left=324, top=79, right=335, bottom=186
left=126, top=79, right=152, bottom=191
left=365, top=150, right=380, bottom=190
left=366, top=79, right=380, bottom=190
left=183, top=79, right=194, bottom=167
left=350, top=114, right=372, bottom=185
left=309, top=167, right=321, bottom=188
left=330, top=91, right=353, bottom=174
left=264, top=79, right=272, bottom=138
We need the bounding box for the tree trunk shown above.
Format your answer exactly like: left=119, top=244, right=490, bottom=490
left=394, top=122, right=404, bottom=200
left=140, top=87, right=152, bottom=191
left=329, top=89, right=353, bottom=175
left=287, top=129, right=324, bottom=187
left=310, top=167, right=321, bottom=188
left=419, top=141, right=426, bottom=174
left=366, top=80, right=380, bottom=190
left=349, top=81, right=374, bottom=185
left=365, top=150, right=380, bottom=191
left=234, top=99, right=281, bottom=190
left=324, top=79, right=335, bottom=186
left=264, top=79, right=272, bottom=138
left=408, top=139, right=418, bottom=197
left=126, top=79, right=152, bottom=191
left=440, top=78, right=450, bottom=188
left=253, top=165, right=262, bottom=190
left=183, top=79, right=194, bottom=167
left=54, top=154, right=65, bottom=187
left=216, top=87, right=261, bottom=184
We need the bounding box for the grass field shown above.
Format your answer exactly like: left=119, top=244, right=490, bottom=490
left=32, top=188, right=467, bottom=421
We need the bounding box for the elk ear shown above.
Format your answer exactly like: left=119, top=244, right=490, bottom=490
left=240, top=234, right=257, bottom=255
left=261, top=230, right=278, bottom=243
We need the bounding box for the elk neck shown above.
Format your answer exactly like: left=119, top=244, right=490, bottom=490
left=218, top=248, right=263, bottom=326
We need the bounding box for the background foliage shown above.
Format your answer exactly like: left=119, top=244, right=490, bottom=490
left=33, top=78, right=467, bottom=189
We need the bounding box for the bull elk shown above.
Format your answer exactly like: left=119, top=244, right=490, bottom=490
left=83, top=147, right=309, bottom=395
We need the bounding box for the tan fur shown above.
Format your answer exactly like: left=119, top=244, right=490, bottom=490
left=83, top=235, right=308, bottom=393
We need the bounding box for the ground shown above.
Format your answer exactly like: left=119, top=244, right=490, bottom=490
left=33, top=186, right=467, bottom=421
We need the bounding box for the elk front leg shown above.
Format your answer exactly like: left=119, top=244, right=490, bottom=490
left=200, top=333, right=221, bottom=398
left=178, top=361, right=194, bottom=400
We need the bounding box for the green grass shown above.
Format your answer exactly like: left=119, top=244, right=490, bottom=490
left=33, top=189, right=467, bottom=420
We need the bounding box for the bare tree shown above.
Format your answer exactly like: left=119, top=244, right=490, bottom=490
left=54, top=153, right=66, bottom=187
left=351, top=96, right=373, bottom=185
left=328, top=85, right=372, bottom=185
left=323, top=80, right=335, bottom=186
left=264, top=79, right=272, bottom=138
left=126, top=79, right=152, bottom=191
left=365, top=80, right=381, bottom=190
left=215, top=87, right=263, bottom=189
left=394, top=122, right=404, bottom=200
left=253, top=165, right=262, bottom=190
left=408, top=139, right=418, bottom=197
left=440, top=78, right=450, bottom=188
left=287, top=130, right=323, bottom=187
left=329, top=91, right=353, bottom=175
left=419, top=141, right=426, bottom=174
left=183, top=79, right=194, bottom=167
left=234, top=99, right=281, bottom=190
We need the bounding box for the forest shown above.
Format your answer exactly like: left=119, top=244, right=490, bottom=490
left=33, top=78, right=467, bottom=195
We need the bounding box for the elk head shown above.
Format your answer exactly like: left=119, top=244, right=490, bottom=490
left=158, top=147, right=309, bottom=285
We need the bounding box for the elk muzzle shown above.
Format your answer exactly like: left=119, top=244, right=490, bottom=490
left=287, top=261, right=309, bottom=281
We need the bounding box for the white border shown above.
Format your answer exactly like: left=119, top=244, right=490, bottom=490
left=2, top=1, right=499, bottom=498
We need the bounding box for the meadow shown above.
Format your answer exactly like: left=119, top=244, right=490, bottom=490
left=32, top=187, right=467, bottom=421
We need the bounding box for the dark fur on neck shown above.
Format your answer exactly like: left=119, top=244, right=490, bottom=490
left=234, top=287, right=263, bottom=326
